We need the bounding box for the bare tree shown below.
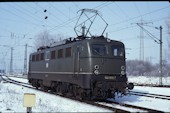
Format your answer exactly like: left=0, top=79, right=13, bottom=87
left=34, top=30, right=65, bottom=49
left=126, top=60, right=156, bottom=76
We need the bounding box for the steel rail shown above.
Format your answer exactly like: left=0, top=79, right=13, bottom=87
left=129, top=90, right=170, bottom=100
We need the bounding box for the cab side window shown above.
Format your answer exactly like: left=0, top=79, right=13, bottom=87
left=51, top=50, right=56, bottom=59
left=58, top=49, right=63, bottom=58
left=65, top=47, right=72, bottom=57
left=40, top=53, right=44, bottom=60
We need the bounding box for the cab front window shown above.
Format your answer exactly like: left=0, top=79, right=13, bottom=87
left=112, top=45, right=124, bottom=57
left=92, top=44, right=106, bottom=56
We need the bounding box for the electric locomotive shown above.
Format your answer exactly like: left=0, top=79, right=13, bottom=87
left=28, top=9, right=133, bottom=100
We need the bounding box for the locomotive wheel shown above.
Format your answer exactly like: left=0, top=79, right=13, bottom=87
left=67, top=84, right=75, bottom=97
left=74, top=87, right=84, bottom=100
left=35, top=80, right=40, bottom=89
left=55, top=84, right=61, bottom=95
left=55, top=83, right=65, bottom=96
left=42, top=86, right=48, bottom=92
left=35, top=85, right=39, bottom=89
left=107, top=89, right=113, bottom=98
left=78, top=89, right=91, bottom=100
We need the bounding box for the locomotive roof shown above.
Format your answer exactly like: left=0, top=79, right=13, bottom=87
left=32, top=35, right=124, bottom=55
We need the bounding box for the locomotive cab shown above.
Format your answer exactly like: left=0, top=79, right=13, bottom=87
left=73, top=36, right=129, bottom=99
left=91, top=38, right=127, bottom=99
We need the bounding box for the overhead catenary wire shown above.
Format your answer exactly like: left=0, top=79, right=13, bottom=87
left=106, top=4, right=123, bottom=19
left=32, top=2, right=59, bottom=27
left=47, top=3, right=70, bottom=22
left=6, top=3, right=53, bottom=39
left=136, top=23, right=160, bottom=44
left=13, top=3, right=46, bottom=24
left=134, top=2, right=142, bottom=18
left=2, top=3, right=169, bottom=40
left=114, top=2, right=129, bottom=18
left=0, top=3, right=54, bottom=39
left=48, top=2, right=113, bottom=33
left=90, top=4, right=170, bottom=34
left=109, top=5, right=170, bottom=27
left=0, top=3, right=43, bottom=27
left=60, top=2, right=76, bottom=16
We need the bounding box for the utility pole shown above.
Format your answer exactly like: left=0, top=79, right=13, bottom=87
left=137, top=25, right=163, bottom=85
left=154, top=26, right=163, bottom=85
left=24, top=44, right=28, bottom=75
left=131, top=19, right=152, bottom=62
left=140, top=21, right=144, bottom=61
left=159, top=26, right=163, bottom=86
left=136, top=19, right=152, bottom=61
left=10, top=47, right=13, bottom=75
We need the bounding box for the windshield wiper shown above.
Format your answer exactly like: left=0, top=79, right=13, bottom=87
left=93, top=49, right=102, bottom=56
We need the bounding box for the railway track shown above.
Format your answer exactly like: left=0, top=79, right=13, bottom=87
left=0, top=74, right=165, bottom=112
left=129, top=90, right=170, bottom=100
left=134, top=83, right=170, bottom=88
left=97, top=99, right=163, bottom=113
left=0, top=74, right=30, bottom=86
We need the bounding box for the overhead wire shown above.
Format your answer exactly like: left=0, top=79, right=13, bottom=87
left=136, top=23, right=160, bottom=44
left=6, top=3, right=55, bottom=39
left=94, top=2, right=111, bottom=10
left=48, top=3, right=74, bottom=29
left=0, top=3, right=50, bottom=54
left=106, top=4, right=123, bottom=19
left=48, top=2, right=113, bottom=33
left=71, top=2, right=80, bottom=11
left=49, top=3, right=70, bottom=20
left=14, top=3, right=45, bottom=24
left=113, top=2, right=129, bottom=18
left=109, top=5, right=170, bottom=27
left=108, top=25, right=138, bottom=33
left=134, top=2, right=142, bottom=18
left=1, top=2, right=169, bottom=40
left=33, top=2, right=61, bottom=28
left=1, top=2, right=169, bottom=42
left=0, top=3, right=53, bottom=40
left=57, top=2, right=113, bottom=35
left=0, top=3, right=42, bottom=27
left=19, top=2, right=55, bottom=38
left=60, top=2, right=76, bottom=16
left=90, top=4, right=170, bottom=34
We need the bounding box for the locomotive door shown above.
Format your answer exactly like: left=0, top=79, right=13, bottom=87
left=45, top=51, right=50, bottom=70
left=73, top=45, right=81, bottom=77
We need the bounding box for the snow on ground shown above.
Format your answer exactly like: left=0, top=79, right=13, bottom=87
left=128, top=76, right=170, bottom=85
left=0, top=81, right=111, bottom=112
left=110, top=86, right=170, bottom=112
left=1, top=76, right=170, bottom=112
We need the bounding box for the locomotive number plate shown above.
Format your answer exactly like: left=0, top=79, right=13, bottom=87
left=105, top=76, right=116, bottom=80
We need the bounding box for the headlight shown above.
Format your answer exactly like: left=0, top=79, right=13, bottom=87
left=121, top=71, right=125, bottom=75
left=94, top=70, right=100, bottom=75
left=94, top=65, right=99, bottom=70
left=121, top=66, right=125, bottom=70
